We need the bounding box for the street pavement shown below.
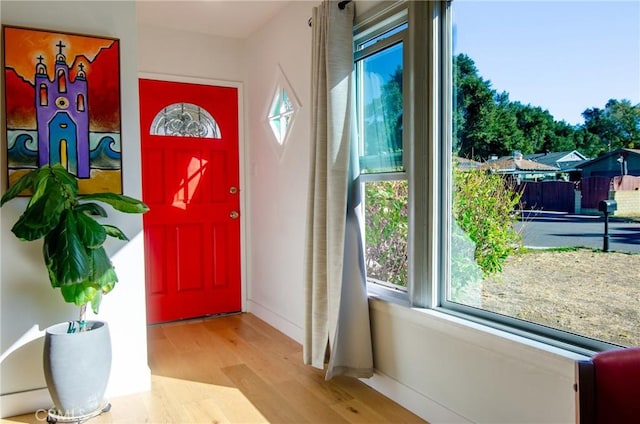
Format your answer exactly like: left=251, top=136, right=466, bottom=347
left=515, top=211, right=640, bottom=254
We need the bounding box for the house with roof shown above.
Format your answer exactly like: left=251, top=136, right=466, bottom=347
left=453, top=156, right=481, bottom=170
left=524, top=150, right=590, bottom=181
left=576, top=148, right=640, bottom=215
left=479, top=151, right=559, bottom=183
left=576, top=148, right=640, bottom=178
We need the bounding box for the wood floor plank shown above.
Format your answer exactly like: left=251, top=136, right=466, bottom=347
left=239, top=313, right=304, bottom=355
left=331, top=375, right=428, bottom=423
left=288, top=363, right=358, bottom=406
left=221, top=363, right=310, bottom=423
left=331, top=397, right=394, bottom=423
left=210, top=325, right=298, bottom=385
left=273, top=378, right=352, bottom=424
left=4, top=313, right=428, bottom=424
left=157, top=318, right=218, bottom=353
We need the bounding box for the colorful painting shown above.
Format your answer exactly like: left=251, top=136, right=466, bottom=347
left=2, top=25, right=122, bottom=194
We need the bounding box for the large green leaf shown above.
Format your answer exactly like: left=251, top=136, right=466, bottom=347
left=75, top=210, right=107, bottom=249
left=29, top=166, right=76, bottom=208
left=89, top=246, right=118, bottom=288
left=49, top=164, right=80, bottom=191
left=60, top=282, right=100, bottom=307
left=90, top=290, right=104, bottom=315
left=29, top=168, right=56, bottom=207
left=88, top=247, right=117, bottom=314
left=103, top=224, right=129, bottom=241
left=0, top=169, right=36, bottom=206
left=76, top=202, right=107, bottom=217
left=44, top=211, right=91, bottom=287
left=12, top=193, right=65, bottom=241
left=56, top=247, right=117, bottom=313
left=82, top=192, right=149, bottom=214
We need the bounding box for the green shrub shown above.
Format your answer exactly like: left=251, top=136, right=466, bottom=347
left=364, top=180, right=408, bottom=286
left=363, top=166, right=522, bottom=295
left=452, top=166, right=522, bottom=276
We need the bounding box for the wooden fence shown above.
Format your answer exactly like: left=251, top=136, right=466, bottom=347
left=580, top=177, right=612, bottom=210
left=515, top=176, right=640, bottom=214
left=517, top=181, right=576, bottom=213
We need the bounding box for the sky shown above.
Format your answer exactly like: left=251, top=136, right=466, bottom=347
left=453, top=0, right=640, bottom=125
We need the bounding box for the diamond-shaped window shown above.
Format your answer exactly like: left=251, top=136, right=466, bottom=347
left=267, top=68, right=300, bottom=146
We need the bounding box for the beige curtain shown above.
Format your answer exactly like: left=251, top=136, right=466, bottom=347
left=304, top=0, right=373, bottom=380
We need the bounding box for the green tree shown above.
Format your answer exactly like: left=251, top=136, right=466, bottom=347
left=454, top=54, right=567, bottom=160
left=381, top=66, right=403, bottom=152
left=572, top=127, right=605, bottom=158
left=454, top=54, right=500, bottom=159
left=454, top=53, right=639, bottom=162
left=582, top=99, right=640, bottom=152
left=363, top=66, right=403, bottom=160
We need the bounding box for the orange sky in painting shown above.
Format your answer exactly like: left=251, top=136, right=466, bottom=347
left=4, top=26, right=114, bottom=84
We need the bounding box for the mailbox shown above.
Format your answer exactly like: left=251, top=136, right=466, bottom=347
left=598, top=199, right=617, bottom=214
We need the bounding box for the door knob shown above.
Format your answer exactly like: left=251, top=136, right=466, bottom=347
left=229, top=186, right=238, bottom=194
left=229, top=211, right=239, bottom=219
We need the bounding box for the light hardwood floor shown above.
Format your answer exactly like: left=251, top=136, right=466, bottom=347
left=4, top=313, right=427, bottom=423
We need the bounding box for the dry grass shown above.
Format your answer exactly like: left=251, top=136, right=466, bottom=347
left=473, top=249, right=640, bottom=347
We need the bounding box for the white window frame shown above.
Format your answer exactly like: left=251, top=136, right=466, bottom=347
left=436, top=1, right=612, bottom=354
left=355, top=0, right=615, bottom=355
left=355, top=4, right=410, bottom=295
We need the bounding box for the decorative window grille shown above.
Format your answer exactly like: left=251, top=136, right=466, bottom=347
left=150, top=102, right=221, bottom=138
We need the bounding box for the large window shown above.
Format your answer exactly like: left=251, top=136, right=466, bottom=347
left=356, top=1, right=640, bottom=353
left=445, top=0, right=640, bottom=352
left=355, top=9, right=409, bottom=289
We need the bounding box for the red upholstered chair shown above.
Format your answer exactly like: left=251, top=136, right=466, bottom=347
left=575, top=346, right=640, bottom=424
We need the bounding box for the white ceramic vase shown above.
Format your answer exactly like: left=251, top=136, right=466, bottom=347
left=43, top=321, right=112, bottom=418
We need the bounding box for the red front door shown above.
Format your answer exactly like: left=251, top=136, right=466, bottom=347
left=139, top=78, right=241, bottom=324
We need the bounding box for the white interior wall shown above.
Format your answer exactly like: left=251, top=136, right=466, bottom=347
left=0, top=1, right=148, bottom=418
left=137, top=25, right=246, bottom=82
left=243, top=1, right=313, bottom=340
left=367, top=300, right=582, bottom=423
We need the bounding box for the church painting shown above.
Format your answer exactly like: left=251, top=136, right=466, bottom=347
left=2, top=25, right=122, bottom=194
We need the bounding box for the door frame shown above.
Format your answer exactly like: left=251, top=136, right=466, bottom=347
left=138, top=72, right=247, bottom=318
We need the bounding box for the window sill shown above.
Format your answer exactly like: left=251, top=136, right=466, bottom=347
left=367, top=282, right=410, bottom=307
left=366, top=289, right=590, bottom=371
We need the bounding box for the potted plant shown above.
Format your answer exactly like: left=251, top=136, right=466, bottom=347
left=0, top=164, right=148, bottom=421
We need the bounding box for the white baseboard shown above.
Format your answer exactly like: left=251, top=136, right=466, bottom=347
left=362, top=371, right=472, bottom=424
left=0, top=387, right=51, bottom=419
left=246, top=300, right=303, bottom=344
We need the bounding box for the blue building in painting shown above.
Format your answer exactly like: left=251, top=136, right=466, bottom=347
left=35, top=40, right=90, bottom=178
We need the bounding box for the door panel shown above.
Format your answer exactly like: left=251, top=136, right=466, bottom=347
left=139, top=78, right=241, bottom=323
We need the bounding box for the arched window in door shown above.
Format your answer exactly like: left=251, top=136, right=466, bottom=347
left=150, top=102, right=221, bottom=138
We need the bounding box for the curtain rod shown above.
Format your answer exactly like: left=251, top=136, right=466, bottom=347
left=308, top=1, right=352, bottom=27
